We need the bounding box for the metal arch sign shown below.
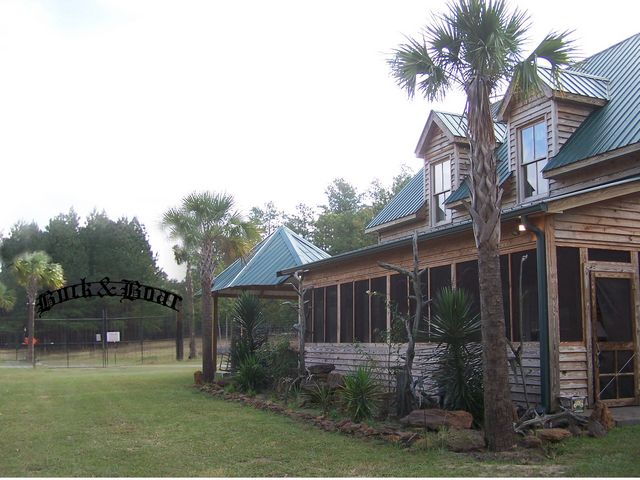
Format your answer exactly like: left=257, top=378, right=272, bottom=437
left=37, top=277, right=183, bottom=317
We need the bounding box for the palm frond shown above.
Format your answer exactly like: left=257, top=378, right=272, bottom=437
left=0, top=282, right=16, bottom=312
left=388, top=35, right=450, bottom=101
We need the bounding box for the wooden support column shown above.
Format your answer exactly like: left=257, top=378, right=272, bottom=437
left=545, top=216, right=561, bottom=410
left=213, top=293, right=219, bottom=376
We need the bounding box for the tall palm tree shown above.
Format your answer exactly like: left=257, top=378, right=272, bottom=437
left=389, top=0, right=574, bottom=450
left=0, top=281, right=16, bottom=312
left=12, top=251, right=65, bottom=366
left=163, top=192, right=259, bottom=382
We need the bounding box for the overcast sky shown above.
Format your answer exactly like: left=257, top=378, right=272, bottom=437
left=0, top=0, right=638, bottom=280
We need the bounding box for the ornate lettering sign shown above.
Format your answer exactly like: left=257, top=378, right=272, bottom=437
left=37, top=277, right=183, bottom=316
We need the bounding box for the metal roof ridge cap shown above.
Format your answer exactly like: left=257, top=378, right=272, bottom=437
left=278, top=227, right=307, bottom=264
left=540, top=65, right=611, bottom=82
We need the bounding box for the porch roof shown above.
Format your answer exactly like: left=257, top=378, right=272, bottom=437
left=212, top=226, right=330, bottom=297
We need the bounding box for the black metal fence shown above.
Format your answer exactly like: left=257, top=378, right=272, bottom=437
left=0, top=312, right=186, bottom=368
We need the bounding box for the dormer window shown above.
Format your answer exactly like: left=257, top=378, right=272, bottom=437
left=432, top=158, right=451, bottom=224
left=521, top=121, right=549, bottom=199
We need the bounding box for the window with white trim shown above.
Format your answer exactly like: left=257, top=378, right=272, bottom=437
left=520, top=121, right=549, bottom=199
left=432, top=159, right=452, bottom=224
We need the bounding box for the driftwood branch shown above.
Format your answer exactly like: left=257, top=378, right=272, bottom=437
left=514, top=408, right=588, bottom=434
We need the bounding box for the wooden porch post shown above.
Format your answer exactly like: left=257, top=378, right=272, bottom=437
left=213, top=293, right=219, bottom=376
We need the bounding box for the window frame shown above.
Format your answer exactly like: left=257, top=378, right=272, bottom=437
left=519, top=119, right=549, bottom=201
left=431, top=157, right=452, bottom=225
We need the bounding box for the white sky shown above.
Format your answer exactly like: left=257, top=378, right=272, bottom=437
left=0, top=0, right=638, bottom=280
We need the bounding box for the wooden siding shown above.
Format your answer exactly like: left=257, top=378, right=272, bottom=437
left=306, top=341, right=541, bottom=405
left=305, top=219, right=536, bottom=289
left=553, top=100, right=597, bottom=155
left=554, top=193, right=640, bottom=248
left=549, top=152, right=640, bottom=196
left=422, top=128, right=455, bottom=224
left=379, top=220, right=428, bottom=243
left=558, top=344, right=589, bottom=400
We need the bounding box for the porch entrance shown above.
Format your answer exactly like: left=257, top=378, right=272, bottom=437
left=589, top=269, right=638, bottom=406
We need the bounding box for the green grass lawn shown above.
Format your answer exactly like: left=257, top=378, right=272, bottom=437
left=0, top=365, right=638, bottom=477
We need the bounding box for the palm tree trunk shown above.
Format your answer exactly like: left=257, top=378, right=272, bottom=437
left=186, top=265, right=197, bottom=359
left=27, top=297, right=35, bottom=367
left=466, top=77, right=515, bottom=451
left=201, top=274, right=215, bottom=382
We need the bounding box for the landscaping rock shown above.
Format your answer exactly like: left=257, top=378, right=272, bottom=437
left=587, top=419, right=607, bottom=438
left=520, top=434, right=543, bottom=449
left=400, top=409, right=473, bottom=430
left=307, top=364, right=335, bottom=375
left=443, top=429, right=485, bottom=452
left=590, top=401, right=615, bottom=430
left=536, top=428, right=572, bottom=443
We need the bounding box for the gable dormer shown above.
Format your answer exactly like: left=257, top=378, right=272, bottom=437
left=498, top=67, right=610, bottom=202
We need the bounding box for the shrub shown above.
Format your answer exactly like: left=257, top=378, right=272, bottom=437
left=340, top=366, right=382, bottom=423
left=235, top=354, right=267, bottom=393
left=257, top=336, right=297, bottom=387
left=431, top=287, right=483, bottom=423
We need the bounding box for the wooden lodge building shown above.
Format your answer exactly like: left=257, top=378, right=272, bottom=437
left=279, top=34, right=640, bottom=411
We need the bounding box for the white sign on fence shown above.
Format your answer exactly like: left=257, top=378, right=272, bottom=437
left=106, top=331, right=120, bottom=343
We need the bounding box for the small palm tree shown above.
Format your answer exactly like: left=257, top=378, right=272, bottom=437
left=12, top=251, right=65, bottom=366
left=0, top=282, right=16, bottom=312
left=162, top=192, right=259, bottom=382
left=389, top=0, right=574, bottom=450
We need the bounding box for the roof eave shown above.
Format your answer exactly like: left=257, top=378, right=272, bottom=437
left=544, top=142, right=640, bottom=178
left=364, top=211, right=423, bottom=234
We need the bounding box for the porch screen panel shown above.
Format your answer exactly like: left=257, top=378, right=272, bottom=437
left=304, top=288, right=313, bottom=343
left=370, top=276, right=387, bottom=342
left=340, top=282, right=354, bottom=343
left=354, top=279, right=370, bottom=342
left=510, top=250, right=538, bottom=341
left=325, top=285, right=338, bottom=343
left=557, top=247, right=583, bottom=342
left=595, top=278, right=633, bottom=342
left=313, top=287, right=325, bottom=343
left=588, top=248, right=631, bottom=263
left=410, top=269, right=429, bottom=342
left=456, top=260, right=480, bottom=319
left=501, top=254, right=512, bottom=339
left=390, top=274, right=409, bottom=316
left=430, top=265, right=451, bottom=302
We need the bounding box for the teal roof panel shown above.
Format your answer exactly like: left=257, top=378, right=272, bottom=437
left=445, top=141, right=510, bottom=204
left=366, top=168, right=425, bottom=230
left=434, top=111, right=507, bottom=143
left=545, top=33, right=640, bottom=171
left=212, top=226, right=330, bottom=292
left=538, top=67, right=610, bottom=100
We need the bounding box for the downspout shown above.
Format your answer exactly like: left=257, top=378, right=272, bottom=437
left=521, top=215, right=550, bottom=412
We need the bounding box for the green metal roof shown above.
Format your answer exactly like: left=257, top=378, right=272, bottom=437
left=212, top=226, right=330, bottom=292
left=445, top=141, right=510, bottom=204
left=537, top=66, right=610, bottom=100
left=545, top=33, right=640, bottom=172
left=366, top=168, right=425, bottom=230
left=434, top=111, right=507, bottom=142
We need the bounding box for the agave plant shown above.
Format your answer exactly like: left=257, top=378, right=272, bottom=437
left=230, top=292, right=266, bottom=370
left=303, top=381, right=335, bottom=416
left=431, top=287, right=483, bottom=423
left=340, top=366, right=382, bottom=423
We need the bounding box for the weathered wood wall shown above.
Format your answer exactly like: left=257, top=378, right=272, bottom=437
left=306, top=341, right=542, bottom=406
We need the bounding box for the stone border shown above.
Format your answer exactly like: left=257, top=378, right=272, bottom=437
left=197, top=384, right=419, bottom=446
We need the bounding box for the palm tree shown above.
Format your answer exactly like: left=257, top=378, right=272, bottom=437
left=163, top=192, right=259, bottom=382
left=0, top=282, right=16, bottom=312
left=12, top=251, right=65, bottom=366
left=389, top=0, right=573, bottom=450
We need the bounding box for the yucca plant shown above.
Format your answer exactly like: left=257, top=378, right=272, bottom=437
left=303, top=382, right=335, bottom=416
left=235, top=354, right=267, bottom=393
left=431, top=287, right=483, bottom=423
left=340, top=366, right=382, bottom=423
left=230, top=292, right=266, bottom=370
